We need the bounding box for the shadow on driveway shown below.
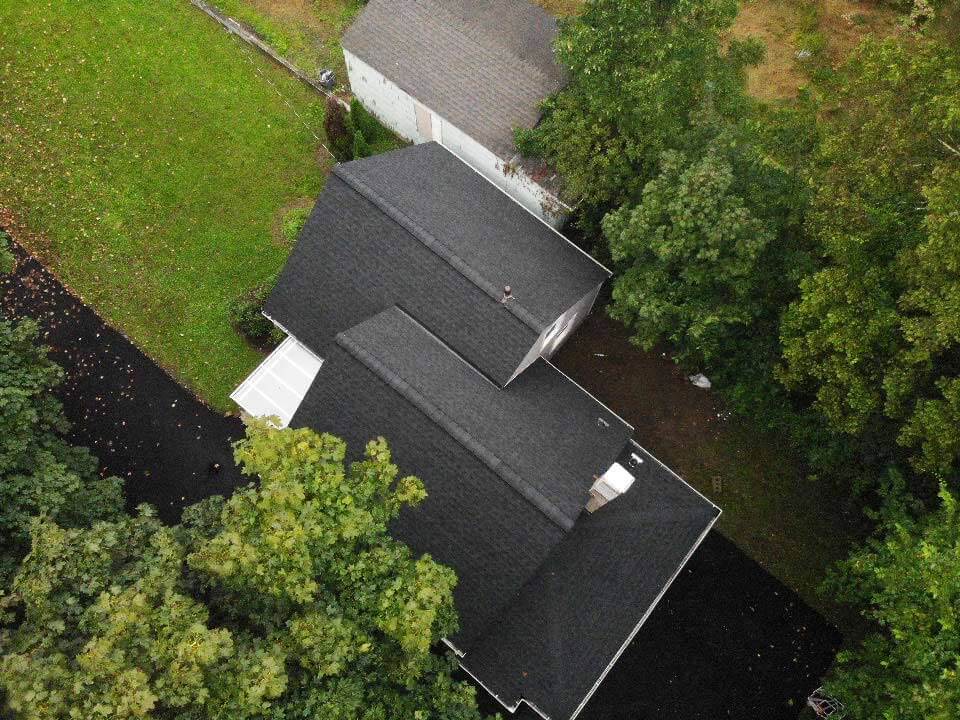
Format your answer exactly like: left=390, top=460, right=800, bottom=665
left=506, top=531, right=841, bottom=720
left=1, top=244, right=247, bottom=522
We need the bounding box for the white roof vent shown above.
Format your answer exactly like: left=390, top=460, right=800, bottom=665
left=586, top=462, right=636, bottom=513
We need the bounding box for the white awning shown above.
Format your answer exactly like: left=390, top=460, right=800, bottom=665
left=230, top=336, right=323, bottom=427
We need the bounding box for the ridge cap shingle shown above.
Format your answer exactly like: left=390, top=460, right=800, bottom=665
left=335, top=308, right=577, bottom=531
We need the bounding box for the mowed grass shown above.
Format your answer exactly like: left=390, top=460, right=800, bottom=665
left=0, top=0, right=330, bottom=409
left=212, top=0, right=365, bottom=85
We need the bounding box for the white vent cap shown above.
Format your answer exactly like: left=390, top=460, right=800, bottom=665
left=599, top=462, right=635, bottom=494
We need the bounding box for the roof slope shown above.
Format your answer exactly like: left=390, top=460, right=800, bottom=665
left=291, top=337, right=565, bottom=642
left=460, top=442, right=720, bottom=720
left=290, top=306, right=634, bottom=642
left=338, top=306, right=632, bottom=529
left=343, top=0, right=564, bottom=158
left=265, top=144, right=608, bottom=386
left=336, top=143, right=608, bottom=327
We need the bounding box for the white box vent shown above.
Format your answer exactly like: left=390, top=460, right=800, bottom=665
left=586, top=462, right=636, bottom=513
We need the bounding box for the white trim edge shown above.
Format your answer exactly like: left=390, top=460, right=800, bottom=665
left=568, top=494, right=721, bottom=720
left=544, top=359, right=635, bottom=434
left=459, top=660, right=523, bottom=714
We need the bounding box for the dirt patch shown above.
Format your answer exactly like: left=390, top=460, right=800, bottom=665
left=554, top=312, right=725, bottom=474
left=729, top=0, right=808, bottom=101
left=532, top=0, right=583, bottom=16
left=271, top=196, right=315, bottom=247
left=819, top=0, right=900, bottom=64
left=553, top=309, right=866, bottom=628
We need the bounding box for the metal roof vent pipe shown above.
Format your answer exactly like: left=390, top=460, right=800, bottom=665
left=500, top=285, right=514, bottom=304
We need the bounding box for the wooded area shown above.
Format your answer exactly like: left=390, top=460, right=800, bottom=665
left=517, top=1, right=958, bottom=716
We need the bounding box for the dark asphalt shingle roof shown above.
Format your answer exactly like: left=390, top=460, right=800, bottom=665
left=460, top=441, right=720, bottom=720
left=337, top=143, right=609, bottom=327
left=266, top=145, right=719, bottom=720
left=342, top=0, right=565, bottom=158
left=338, top=306, right=632, bottom=530
left=265, top=144, right=608, bottom=386
left=289, top=304, right=719, bottom=717
left=290, top=337, right=567, bottom=643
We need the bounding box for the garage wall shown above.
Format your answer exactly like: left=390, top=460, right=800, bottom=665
left=438, top=120, right=564, bottom=229
left=344, top=50, right=419, bottom=142
left=345, top=50, right=566, bottom=229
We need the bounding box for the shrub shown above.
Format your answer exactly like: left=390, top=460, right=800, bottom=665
left=352, top=128, right=372, bottom=159
left=0, top=230, right=14, bottom=274
left=350, top=97, right=381, bottom=140
left=229, top=274, right=284, bottom=348
left=324, top=96, right=354, bottom=161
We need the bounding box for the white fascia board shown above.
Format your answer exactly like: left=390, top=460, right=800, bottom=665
left=567, top=462, right=721, bottom=720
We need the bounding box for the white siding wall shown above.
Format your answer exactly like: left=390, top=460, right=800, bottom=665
left=345, top=49, right=567, bottom=229
left=345, top=50, right=420, bottom=142
left=507, top=283, right=603, bottom=384
left=439, top=120, right=566, bottom=229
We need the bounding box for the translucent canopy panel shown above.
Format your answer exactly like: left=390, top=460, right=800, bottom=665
left=230, top=336, right=323, bottom=427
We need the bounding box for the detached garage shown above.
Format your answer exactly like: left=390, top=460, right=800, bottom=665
left=342, top=0, right=570, bottom=227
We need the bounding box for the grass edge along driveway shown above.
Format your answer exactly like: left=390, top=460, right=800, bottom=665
left=0, top=0, right=330, bottom=410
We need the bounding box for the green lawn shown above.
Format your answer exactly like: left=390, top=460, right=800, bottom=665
left=0, top=0, right=330, bottom=409
left=210, top=0, right=366, bottom=86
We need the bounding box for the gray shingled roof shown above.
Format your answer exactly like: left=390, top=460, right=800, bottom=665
left=291, top=310, right=719, bottom=717
left=290, top=305, right=632, bottom=642
left=460, top=441, right=720, bottom=720
left=266, top=144, right=719, bottom=720
left=338, top=306, right=633, bottom=530
left=342, top=0, right=565, bottom=158
left=265, top=144, right=607, bottom=387
left=291, top=337, right=567, bottom=643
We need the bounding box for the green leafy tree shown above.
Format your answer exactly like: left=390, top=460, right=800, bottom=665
left=604, top=133, right=776, bottom=365
left=515, top=0, right=754, bottom=215
left=0, top=318, right=123, bottom=586
left=891, top=166, right=960, bottom=477
left=824, top=483, right=960, bottom=719
left=778, top=34, right=960, bottom=481
left=1, top=510, right=286, bottom=720
left=351, top=128, right=372, bottom=160
left=1, top=423, right=489, bottom=720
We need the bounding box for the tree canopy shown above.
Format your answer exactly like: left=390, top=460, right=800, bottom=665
left=515, top=0, right=758, bottom=215
left=0, top=317, right=124, bottom=586
left=1, top=422, right=488, bottom=720
left=778, top=33, right=960, bottom=480
left=824, top=482, right=960, bottom=720
left=603, top=126, right=802, bottom=367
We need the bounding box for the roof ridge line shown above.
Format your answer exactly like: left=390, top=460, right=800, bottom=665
left=332, top=164, right=546, bottom=333
left=335, top=323, right=575, bottom=532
